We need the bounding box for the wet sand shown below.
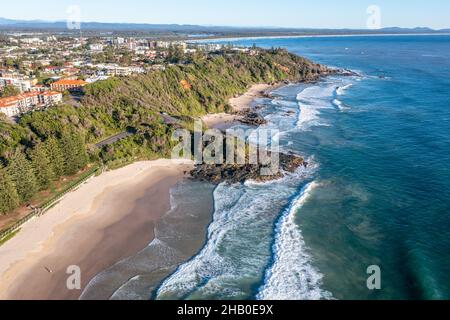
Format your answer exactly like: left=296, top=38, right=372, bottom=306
left=0, top=160, right=193, bottom=300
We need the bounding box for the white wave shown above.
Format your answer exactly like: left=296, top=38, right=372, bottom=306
left=257, top=181, right=333, bottom=300
left=335, top=84, right=353, bottom=96
left=156, top=167, right=315, bottom=299
left=332, top=98, right=350, bottom=111
left=296, top=85, right=335, bottom=130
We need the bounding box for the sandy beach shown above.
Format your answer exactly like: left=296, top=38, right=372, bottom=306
left=202, top=83, right=275, bottom=130
left=0, top=159, right=193, bottom=300
left=0, top=84, right=276, bottom=300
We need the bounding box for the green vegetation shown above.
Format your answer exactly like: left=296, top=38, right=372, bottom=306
left=0, top=85, right=21, bottom=98
left=0, top=49, right=325, bottom=216
left=0, top=166, right=20, bottom=214
left=0, top=229, right=21, bottom=247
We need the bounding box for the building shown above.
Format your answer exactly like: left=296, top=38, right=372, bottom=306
left=89, top=44, right=104, bottom=52
left=0, top=77, right=32, bottom=93
left=95, top=64, right=145, bottom=77
left=31, top=84, right=50, bottom=92
left=0, top=91, right=62, bottom=117
left=50, top=79, right=88, bottom=92
left=86, top=75, right=110, bottom=83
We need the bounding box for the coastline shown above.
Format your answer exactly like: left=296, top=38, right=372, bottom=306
left=0, top=83, right=280, bottom=300
left=202, top=83, right=277, bottom=130
left=0, top=159, right=193, bottom=300
left=189, top=32, right=450, bottom=43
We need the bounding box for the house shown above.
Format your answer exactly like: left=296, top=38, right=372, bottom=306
left=50, top=79, right=88, bottom=92
left=89, top=44, right=104, bottom=52
left=0, top=98, right=20, bottom=117
left=86, top=75, right=110, bottom=83
left=43, top=66, right=66, bottom=74
left=31, top=84, right=50, bottom=92
left=0, top=91, right=62, bottom=117
left=0, top=77, right=32, bottom=92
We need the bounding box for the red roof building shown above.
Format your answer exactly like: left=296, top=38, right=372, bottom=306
left=0, top=91, right=62, bottom=117
left=50, top=79, right=88, bottom=92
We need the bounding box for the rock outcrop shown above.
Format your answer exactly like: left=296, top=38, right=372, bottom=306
left=190, top=152, right=306, bottom=184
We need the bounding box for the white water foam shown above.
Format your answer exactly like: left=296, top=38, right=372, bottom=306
left=336, top=84, right=353, bottom=96
left=156, top=167, right=315, bottom=299
left=332, top=98, right=350, bottom=111
left=257, top=181, right=333, bottom=300
left=296, top=85, right=336, bottom=130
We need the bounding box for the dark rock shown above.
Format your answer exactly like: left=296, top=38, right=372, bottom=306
left=237, top=110, right=267, bottom=126
left=190, top=152, right=305, bottom=184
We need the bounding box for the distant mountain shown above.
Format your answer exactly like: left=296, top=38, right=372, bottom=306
left=0, top=17, right=449, bottom=35
left=381, top=27, right=435, bottom=32
left=0, top=17, right=20, bottom=25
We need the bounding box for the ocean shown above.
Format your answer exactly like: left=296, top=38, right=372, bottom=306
left=87, top=35, right=450, bottom=300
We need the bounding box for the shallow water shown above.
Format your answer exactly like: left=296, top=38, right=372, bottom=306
left=88, top=35, right=450, bottom=300
left=156, top=35, right=450, bottom=300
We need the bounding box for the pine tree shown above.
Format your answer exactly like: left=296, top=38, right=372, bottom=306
left=7, top=150, right=38, bottom=203
left=29, top=142, right=55, bottom=190
left=0, top=166, right=20, bottom=215
left=60, top=130, right=88, bottom=175
left=44, top=137, right=65, bottom=178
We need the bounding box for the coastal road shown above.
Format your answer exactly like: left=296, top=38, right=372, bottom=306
left=95, top=130, right=136, bottom=148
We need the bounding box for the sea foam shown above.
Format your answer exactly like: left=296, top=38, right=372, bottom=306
left=296, top=84, right=336, bottom=130
left=257, top=181, right=333, bottom=300
left=156, top=167, right=315, bottom=300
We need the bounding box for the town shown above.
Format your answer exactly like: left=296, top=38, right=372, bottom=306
left=0, top=32, right=258, bottom=119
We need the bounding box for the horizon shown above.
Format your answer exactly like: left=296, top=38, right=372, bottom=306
left=1, top=0, right=449, bottom=30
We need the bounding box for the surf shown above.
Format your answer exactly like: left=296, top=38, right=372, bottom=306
left=257, top=181, right=332, bottom=300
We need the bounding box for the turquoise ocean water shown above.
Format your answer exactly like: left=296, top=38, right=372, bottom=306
left=155, top=35, right=450, bottom=300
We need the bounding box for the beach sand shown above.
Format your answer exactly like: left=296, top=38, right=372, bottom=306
left=202, top=83, right=276, bottom=130
left=0, top=84, right=277, bottom=300
left=0, top=159, right=193, bottom=300
left=229, top=83, right=274, bottom=111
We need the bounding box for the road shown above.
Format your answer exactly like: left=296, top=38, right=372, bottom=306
left=95, top=130, right=135, bottom=148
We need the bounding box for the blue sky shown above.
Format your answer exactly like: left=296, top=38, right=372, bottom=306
left=2, top=0, right=449, bottom=29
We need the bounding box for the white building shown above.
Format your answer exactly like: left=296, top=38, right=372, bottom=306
left=0, top=78, right=32, bottom=93
left=0, top=91, right=62, bottom=117
left=89, top=44, right=104, bottom=52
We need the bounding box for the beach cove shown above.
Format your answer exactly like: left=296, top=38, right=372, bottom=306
left=0, top=159, right=197, bottom=299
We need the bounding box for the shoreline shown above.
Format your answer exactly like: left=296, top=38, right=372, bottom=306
left=0, top=159, right=193, bottom=300
left=189, top=32, right=450, bottom=43
left=202, top=83, right=278, bottom=130
left=0, top=83, right=283, bottom=300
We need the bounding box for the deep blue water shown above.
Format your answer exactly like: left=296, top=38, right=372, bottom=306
left=156, top=35, right=450, bottom=300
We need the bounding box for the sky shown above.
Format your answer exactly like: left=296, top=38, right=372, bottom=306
left=1, top=0, right=449, bottom=29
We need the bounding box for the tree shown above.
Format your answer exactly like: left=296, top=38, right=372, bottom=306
left=29, top=142, right=55, bottom=190
left=7, top=150, right=38, bottom=203
left=60, top=130, right=88, bottom=175
left=0, top=166, right=20, bottom=215
left=167, top=44, right=185, bottom=64
left=44, top=137, right=65, bottom=178
left=0, top=85, right=20, bottom=98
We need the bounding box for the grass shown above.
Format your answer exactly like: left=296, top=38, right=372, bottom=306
left=0, top=229, right=21, bottom=247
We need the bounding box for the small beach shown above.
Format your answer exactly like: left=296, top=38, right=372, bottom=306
left=0, top=159, right=193, bottom=300
left=0, top=83, right=268, bottom=300
left=202, top=83, right=275, bottom=130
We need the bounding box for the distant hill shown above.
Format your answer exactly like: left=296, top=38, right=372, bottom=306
left=0, top=17, right=449, bottom=36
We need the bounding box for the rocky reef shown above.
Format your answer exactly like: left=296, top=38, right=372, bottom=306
left=235, top=110, right=268, bottom=126
left=190, top=152, right=306, bottom=184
